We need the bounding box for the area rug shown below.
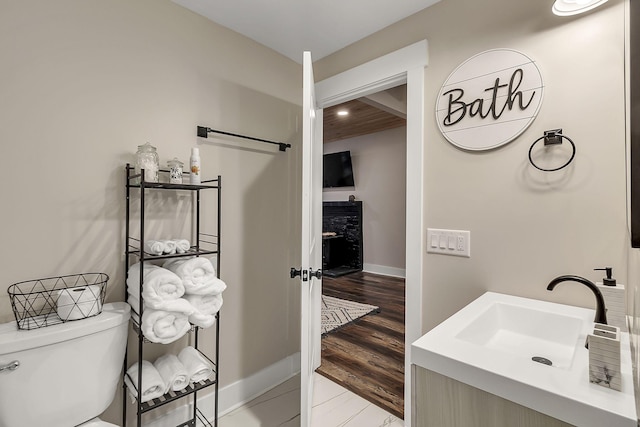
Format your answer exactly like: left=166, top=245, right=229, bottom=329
left=321, top=295, right=380, bottom=336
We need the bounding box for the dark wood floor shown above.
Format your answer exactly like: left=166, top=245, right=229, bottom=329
left=317, top=271, right=405, bottom=419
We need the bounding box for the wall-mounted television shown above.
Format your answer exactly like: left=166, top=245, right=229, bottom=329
left=323, top=151, right=355, bottom=188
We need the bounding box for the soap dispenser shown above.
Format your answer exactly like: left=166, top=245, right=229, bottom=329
left=594, top=267, right=627, bottom=332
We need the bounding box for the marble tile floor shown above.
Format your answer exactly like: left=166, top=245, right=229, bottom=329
left=218, top=373, right=404, bottom=427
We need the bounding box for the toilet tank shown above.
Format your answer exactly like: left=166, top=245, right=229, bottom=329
left=0, top=302, right=130, bottom=427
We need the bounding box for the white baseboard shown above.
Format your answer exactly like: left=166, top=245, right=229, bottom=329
left=144, top=352, right=301, bottom=426
left=363, top=263, right=406, bottom=278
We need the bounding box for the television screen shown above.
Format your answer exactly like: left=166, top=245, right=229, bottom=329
left=323, top=151, right=355, bottom=188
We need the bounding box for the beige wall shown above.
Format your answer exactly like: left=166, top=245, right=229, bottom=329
left=323, top=127, right=407, bottom=272
left=316, top=0, right=628, bottom=331
left=0, top=0, right=302, bottom=423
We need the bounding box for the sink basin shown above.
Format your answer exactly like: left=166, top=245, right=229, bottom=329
left=455, top=301, right=583, bottom=369
left=411, top=292, right=637, bottom=427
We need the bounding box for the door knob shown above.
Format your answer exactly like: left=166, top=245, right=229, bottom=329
left=290, top=267, right=302, bottom=279
left=309, top=269, right=322, bottom=279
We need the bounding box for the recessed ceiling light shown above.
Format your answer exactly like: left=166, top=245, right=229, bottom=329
left=552, top=0, right=608, bottom=16
left=337, top=110, right=349, bottom=116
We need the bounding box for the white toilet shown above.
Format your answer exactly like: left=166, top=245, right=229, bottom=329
left=0, top=302, right=131, bottom=427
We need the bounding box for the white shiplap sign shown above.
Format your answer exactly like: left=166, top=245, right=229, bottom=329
left=436, top=49, right=544, bottom=151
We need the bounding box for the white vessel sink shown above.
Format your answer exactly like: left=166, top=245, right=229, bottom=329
left=411, top=292, right=637, bottom=427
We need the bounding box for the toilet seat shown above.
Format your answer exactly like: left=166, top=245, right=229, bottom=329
left=78, top=418, right=119, bottom=427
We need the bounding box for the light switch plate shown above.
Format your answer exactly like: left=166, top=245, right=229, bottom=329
left=427, top=228, right=470, bottom=257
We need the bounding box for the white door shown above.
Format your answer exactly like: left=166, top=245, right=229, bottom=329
left=299, top=50, right=323, bottom=427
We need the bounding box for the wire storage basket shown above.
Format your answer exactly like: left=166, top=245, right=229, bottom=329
left=7, top=273, right=108, bottom=330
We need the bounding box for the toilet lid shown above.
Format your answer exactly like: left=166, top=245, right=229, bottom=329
left=78, top=418, right=118, bottom=427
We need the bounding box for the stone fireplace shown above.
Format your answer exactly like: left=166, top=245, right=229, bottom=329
left=322, top=201, right=363, bottom=277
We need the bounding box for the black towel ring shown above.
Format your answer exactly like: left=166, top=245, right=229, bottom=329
left=528, top=129, right=576, bottom=172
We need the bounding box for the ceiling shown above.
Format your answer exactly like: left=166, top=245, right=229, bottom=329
left=324, top=85, right=407, bottom=143
left=171, top=0, right=442, bottom=63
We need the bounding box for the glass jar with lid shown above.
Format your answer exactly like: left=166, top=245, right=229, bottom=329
left=167, top=157, right=184, bottom=184
left=134, top=142, right=159, bottom=183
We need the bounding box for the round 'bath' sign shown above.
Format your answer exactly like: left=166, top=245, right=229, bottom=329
left=436, top=49, right=544, bottom=151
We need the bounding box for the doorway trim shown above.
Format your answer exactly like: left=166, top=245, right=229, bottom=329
left=315, top=40, right=427, bottom=426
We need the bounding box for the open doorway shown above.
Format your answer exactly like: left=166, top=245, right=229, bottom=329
left=317, top=86, right=407, bottom=418
left=311, top=40, right=427, bottom=427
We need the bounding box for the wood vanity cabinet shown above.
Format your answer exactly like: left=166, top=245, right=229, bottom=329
left=411, top=366, right=574, bottom=427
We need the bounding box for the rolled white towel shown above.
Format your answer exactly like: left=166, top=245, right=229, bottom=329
left=140, top=308, right=191, bottom=344
left=173, top=239, right=191, bottom=254
left=56, top=285, right=102, bottom=321
left=184, top=293, right=223, bottom=315
left=127, top=263, right=185, bottom=308
left=125, top=360, right=166, bottom=403
left=154, top=354, right=189, bottom=393
left=178, top=346, right=214, bottom=383
left=128, top=293, right=195, bottom=316
left=163, top=240, right=177, bottom=255
left=163, top=258, right=225, bottom=295
left=187, top=311, right=216, bottom=329
left=144, top=240, right=166, bottom=256
left=184, top=292, right=221, bottom=328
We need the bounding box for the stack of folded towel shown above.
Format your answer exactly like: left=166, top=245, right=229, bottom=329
left=164, top=257, right=226, bottom=329
left=127, top=257, right=226, bottom=342
left=125, top=346, right=215, bottom=402
left=127, top=263, right=194, bottom=344
left=144, top=239, right=191, bottom=256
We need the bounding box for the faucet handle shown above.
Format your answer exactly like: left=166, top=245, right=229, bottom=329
left=594, top=267, right=616, bottom=286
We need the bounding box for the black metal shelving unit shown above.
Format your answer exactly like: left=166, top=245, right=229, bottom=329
left=123, top=163, right=221, bottom=427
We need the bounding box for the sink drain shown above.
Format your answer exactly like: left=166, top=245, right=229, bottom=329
left=532, top=356, right=552, bottom=366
